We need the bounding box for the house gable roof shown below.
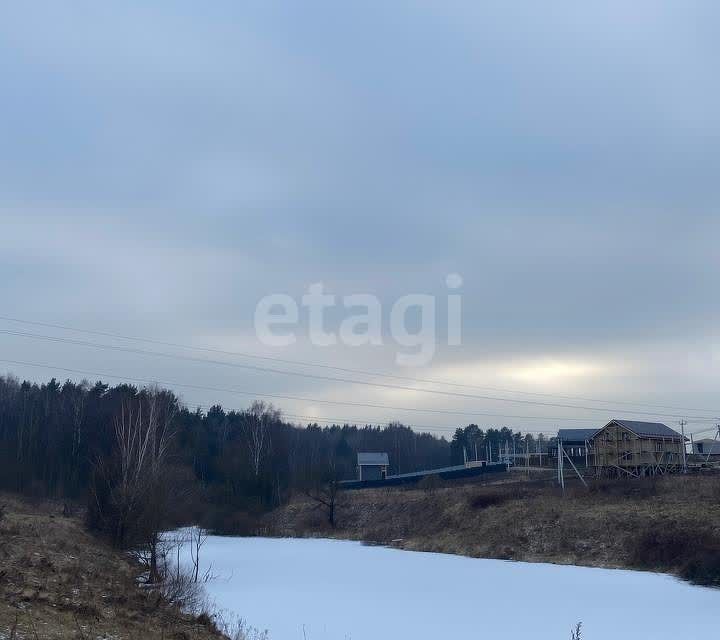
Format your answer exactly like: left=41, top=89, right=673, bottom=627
left=357, top=452, right=389, bottom=466
left=558, top=428, right=598, bottom=442
left=603, top=419, right=683, bottom=441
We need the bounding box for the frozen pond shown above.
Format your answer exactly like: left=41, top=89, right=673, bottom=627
left=174, top=535, right=720, bottom=639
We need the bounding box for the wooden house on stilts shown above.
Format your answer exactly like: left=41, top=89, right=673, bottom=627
left=590, top=419, right=685, bottom=477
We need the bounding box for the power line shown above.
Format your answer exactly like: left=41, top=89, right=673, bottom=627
left=283, top=413, right=467, bottom=433
left=179, top=400, right=719, bottom=438
left=0, top=356, right=612, bottom=426
left=178, top=401, right=564, bottom=436
left=0, top=315, right=716, bottom=415
left=0, top=329, right=715, bottom=421
left=271, top=413, right=557, bottom=435
left=279, top=414, right=718, bottom=438
left=3, top=357, right=714, bottom=438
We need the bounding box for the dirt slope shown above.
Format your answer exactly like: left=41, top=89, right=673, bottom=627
left=0, top=494, right=219, bottom=640
left=265, top=474, right=720, bottom=585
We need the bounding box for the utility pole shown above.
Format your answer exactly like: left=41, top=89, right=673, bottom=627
left=679, top=419, right=688, bottom=473
left=557, top=437, right=562, bottom=487
left=538, top=436, right=543, bottom=467
left=525, top=438, right=529, bottom=476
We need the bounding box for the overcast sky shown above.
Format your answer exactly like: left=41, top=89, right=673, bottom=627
left=1, top=1, right=719, bottom=437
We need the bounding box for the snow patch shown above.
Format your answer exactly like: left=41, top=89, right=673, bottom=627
left=172, top=535, right=720, bottom=640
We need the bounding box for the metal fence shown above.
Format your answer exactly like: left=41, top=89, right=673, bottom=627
left=339, top=461, right=508, bottom=490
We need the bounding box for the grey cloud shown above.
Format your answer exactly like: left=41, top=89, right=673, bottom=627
left=0, top=1, right=718, bottom=430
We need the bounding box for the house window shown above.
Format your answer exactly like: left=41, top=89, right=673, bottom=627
left=655, top=441, right=664, bottom=452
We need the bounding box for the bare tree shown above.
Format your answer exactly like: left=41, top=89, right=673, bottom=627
left=67, top=381, right=88, bottom=484
left=304, top=454, right=342, bottom=527
left=190, top=525, right=209, bottom=583
left=245, top=401, right=279, bottom=478
left=90, top=387, right=178, bottom=582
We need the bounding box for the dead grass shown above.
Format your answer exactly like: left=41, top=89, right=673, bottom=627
left=0, top=493, right=223, bottom=639
left=265, top=475, right=720, bottom=586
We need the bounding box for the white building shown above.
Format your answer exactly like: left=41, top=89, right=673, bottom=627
left=692, top=438, right=720, bottom=456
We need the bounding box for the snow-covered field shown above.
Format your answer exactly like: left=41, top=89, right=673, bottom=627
left=174, top=535, right=719, bottom=640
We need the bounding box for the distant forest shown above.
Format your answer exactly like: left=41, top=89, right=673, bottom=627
left=0, top=375, right=452, bottom=508
left=0, top=374, right=545, bottom=569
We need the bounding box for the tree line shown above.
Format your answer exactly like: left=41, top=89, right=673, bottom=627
left=450, top=423, right=553, bottom=465
left=0, top=375, right=449, bottom=526
left=0, top=374, right=556, bottom=583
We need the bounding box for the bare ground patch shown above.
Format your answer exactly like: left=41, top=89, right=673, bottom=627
left=0, top=493, right=222, bottom=640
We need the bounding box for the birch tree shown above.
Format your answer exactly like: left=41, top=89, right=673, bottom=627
left=91, top=386, right=178, bottom=582
left=245, top=401, right=279, bottom=478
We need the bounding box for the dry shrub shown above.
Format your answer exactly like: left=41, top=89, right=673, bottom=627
left=417, top=474, right=444, bottom=493
left=298, top=508, right=331, bottom=532
left=630, top=523, right=720, bottom=586
left=468, top=490, right=507, bottom=509
left=468, top=483, right=531, bottom=509
left=159, top=566, right=268, bottom=638
left=203, top=508, right=259, bottom=536
left=159, top=569, right=208, bottom=615
left=362, top=520, right=407, bottom=545
left=682, top=551, right=720, bottom=586
left=588, top=477, right=658, bottom=499
left=195, top=612, right=213, bottom=627
left=213, top=611, right=269, bottom=640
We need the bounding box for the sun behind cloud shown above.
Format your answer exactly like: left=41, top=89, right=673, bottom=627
left=500, top=358, right=608, bottom=386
